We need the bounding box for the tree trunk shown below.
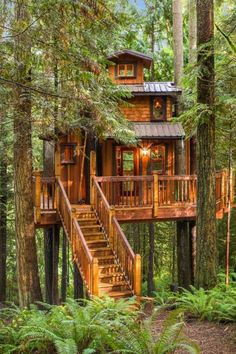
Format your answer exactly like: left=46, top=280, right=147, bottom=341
left=84, top=134, right=95, bottom=204
left=177, top=221, right=193, bottom=288
left=172, top=0, right=183, bottom=86
left=188, top=0, right=197, bottom=65
left=0, top=119, right=7, bottom=302
left=52, top=225, right=60, bottom=304
left=195, top=0, right=217, bottom=289
left=61, top=231, right=68, bottom=302
left=14, top=0, right=42, bottom=307
left=147, top=222, right=155, bottom=296
left=74, top=264, right=84, bottom=299
left=44, top=226, right=60, bottom=304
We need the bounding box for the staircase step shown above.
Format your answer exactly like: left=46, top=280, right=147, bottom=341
left=99, top=281, right=127, bottom=289
left=96, top=255, right=116, bottom=265
left=99, top=272, right=123, bottom=279
left=87, top=240, right=108, bottom=247
left=90, top=247, right=113, bottom=257
left=77, top=218, right=97, bottom=223
left=105, top=290, right=133, bottom=298
left=83, top=234, right=105, bottom=241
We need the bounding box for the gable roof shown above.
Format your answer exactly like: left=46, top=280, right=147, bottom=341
left=107, top=49, right=152, bottom=68
left=124, top=82, right=181, bottom=96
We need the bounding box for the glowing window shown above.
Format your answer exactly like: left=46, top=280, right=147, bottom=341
left=152, top=97, right=165, bottom=121
left=60, top=143, right=77, bottom=164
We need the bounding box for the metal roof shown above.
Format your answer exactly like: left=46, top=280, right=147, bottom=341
left=124, top=82, right=181, bottom=96
left=107, top=50, right=152, bottom=68
left=133, top=122, right=185, bottom=140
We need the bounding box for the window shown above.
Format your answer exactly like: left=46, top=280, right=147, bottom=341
left=60, top=143, right=77, bottom=164
left=117, top=63, right=135, bottom=77
left=152, top=97, right=165, bottom=121
left=150, top=145, right=165, bottom=174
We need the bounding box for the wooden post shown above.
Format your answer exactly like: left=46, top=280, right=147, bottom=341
left=221, top=170, right=225, bottom=210
left=153, top=172, right=159, bottom=217
left=134, top=254, right=141, bottom=297
left=230, top=169, right=234, bottom=203
left=109, top=207, right=115, bottom=247
left=34, top=170, right=41, bottom=223
left=90, top=150, right=96, bottom=206
left=92, top=258, right=99, bottom=296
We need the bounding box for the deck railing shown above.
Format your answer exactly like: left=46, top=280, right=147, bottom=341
left=95, top=171, right=230, bottom=212
left=56, top=178, right=98, bottom=296
left=92, top=176, right=141, bottom=295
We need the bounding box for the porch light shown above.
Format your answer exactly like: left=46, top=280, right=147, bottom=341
left=142, top=147, right=149, bottom=156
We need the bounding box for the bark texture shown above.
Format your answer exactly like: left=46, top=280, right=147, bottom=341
left=195, top=0, right=217, bottom=289
left=177, top=221, right=193, bottom=288
left=147, top=222, right=155, bottom=296
left=0, top=118, right=7, bottom=302
left=74, top=264, right=84, bottom=299
left=188, top=0, right=197, bottom=64
left=14, top=0, right=42, bottom=306
left=172, top=0, right=183, bottom=86
left=61, top=231, right=68, bottom=302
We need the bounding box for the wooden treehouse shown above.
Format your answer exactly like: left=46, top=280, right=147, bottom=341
left=33, top=50, right=234, bottom=299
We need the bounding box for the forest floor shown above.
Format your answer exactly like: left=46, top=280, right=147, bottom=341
left=152, top=310, right=236, bottom=354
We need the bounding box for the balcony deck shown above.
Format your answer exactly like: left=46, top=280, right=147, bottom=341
left=33, top=170, right=233, bottom=226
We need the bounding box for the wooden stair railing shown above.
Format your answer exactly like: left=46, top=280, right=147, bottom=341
left=56, top=178, right=98, bottom=296
left=92, top=177, right=141, bottom=296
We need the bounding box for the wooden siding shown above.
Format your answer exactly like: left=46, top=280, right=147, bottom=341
left=120, top=96, right=150, bottom=121
left=166, top=97, right=173, bottom=120
left=55, top=131, right=85, bottom=204
left=121, top=96, right=173, bottom=122
left=108, top=54, right=144, bottom=84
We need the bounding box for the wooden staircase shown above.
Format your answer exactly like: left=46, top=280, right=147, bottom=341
left=76, top=206, right=133, bottom=298
left=56, top=179, right=141, bottom=299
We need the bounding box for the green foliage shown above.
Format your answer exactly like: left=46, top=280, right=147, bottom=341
left=0, top=297, right=199, bottom=354
left=175, top=278, right=236, bottom=322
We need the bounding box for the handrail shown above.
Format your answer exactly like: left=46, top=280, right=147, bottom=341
left=92, top=175, right=141, bottom=296
left=112, top=217, right=135, bottom=259
left=56, top=178, right=98, bottom=296
left=93, top=178, right=110, bottom=210
left=73, top=219, right=93, bottom=263
left=57, top=178, right=72, bottom=212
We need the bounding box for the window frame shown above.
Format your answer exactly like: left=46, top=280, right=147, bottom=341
left=60, top=143, right=77, bottom=165
left=150, top=96, right=167, bottom=121
left=116, top=62, right=136, bottom=78
left=150, top=144, right=166, bottom=175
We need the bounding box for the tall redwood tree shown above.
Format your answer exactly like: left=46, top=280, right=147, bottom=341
left=195, top=0, right=217, bottom=289
left=13, top=0, right=42, bottom=306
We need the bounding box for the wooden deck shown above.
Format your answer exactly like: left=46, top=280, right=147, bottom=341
left=33, top=170, right=233, bottom=226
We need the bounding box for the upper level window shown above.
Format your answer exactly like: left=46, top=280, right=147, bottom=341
left=152, top=97, right=166, bottom=121
left=60, top=143, right=77, bottom=164
left=117, top=63, right=135, bottom=77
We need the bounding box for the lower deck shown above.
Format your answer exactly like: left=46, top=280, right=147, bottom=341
left=33, top=170, right=233, bottom=227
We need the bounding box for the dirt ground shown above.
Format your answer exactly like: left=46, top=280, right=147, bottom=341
left=152, top=310, right=236, bottom=354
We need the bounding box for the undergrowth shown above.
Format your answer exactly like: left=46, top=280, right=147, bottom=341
left=0, top=297, right=199, bottom=354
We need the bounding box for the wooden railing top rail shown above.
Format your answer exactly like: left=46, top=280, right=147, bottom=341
left=73, top=219, right=93, bottom=263
left=95, top=175, right=153, bottom=182
left=57, top=178, right=72, bottom=212
left=93, top=178, right=110, bottom=210
left=112, top=217, right=135, bottom=259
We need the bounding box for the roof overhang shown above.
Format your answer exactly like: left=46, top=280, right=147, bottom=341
left=133, top=122, right=185, bottom=140
left=107, top=49, right=153, bottom=69
left=123, top=82, right=182, bottom=97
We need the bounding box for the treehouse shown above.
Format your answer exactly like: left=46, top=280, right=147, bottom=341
left=33, top=49, right=234, bottom=299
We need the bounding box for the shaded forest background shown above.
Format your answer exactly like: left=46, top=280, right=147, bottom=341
left=0, top=0, right=235, bottom=303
